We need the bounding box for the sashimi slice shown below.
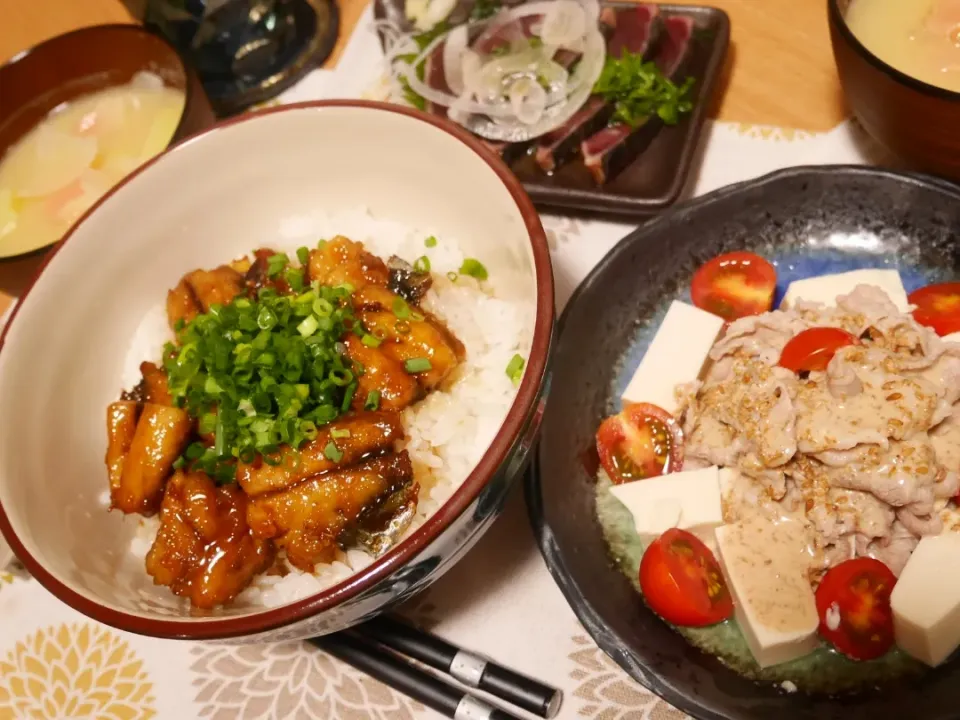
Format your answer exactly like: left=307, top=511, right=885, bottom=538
left=581, top=15, right=694, bottom=185
left=534, top=4, right=662, bottom=173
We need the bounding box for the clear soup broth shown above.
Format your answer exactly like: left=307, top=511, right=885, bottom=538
left=0, top=71, right=185, bottom=258
left=846, top=0, right=960, bottom=92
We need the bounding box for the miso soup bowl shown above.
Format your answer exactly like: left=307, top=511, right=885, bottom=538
left=829, top=0, right=960, bottom=181
left=0, top=101, right=553, bottom=642
left=0, top=23, right=216, bottom=261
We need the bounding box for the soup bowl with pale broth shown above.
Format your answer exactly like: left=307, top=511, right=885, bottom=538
left=0, top=24, right=215, bottom=262
left=829, top=0, right=960, bottom=181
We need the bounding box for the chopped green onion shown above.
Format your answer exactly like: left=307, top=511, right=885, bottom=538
left=425, top=236, right=438, bottom=248
left=413, top=255, right=431, bottom=273
left=204, top=376, right=223, bottom=395
left=317, top=238, right=328, bottom=249
left=285, top=268, right=305, bottom=292
left=341, top=382, right=356, bottom=412
left=364, top=390, right=381, bottom=411
left=313, top=298, right=333, bottom=317
left=506, top=353, right=525, bottom=384
left=361, top=333, right=382, bottom=348
left=459, top=258, right=488, bottom=281
left=297, top=315, right=319, bottom=337
left=296, top=246, right=310, bottom=266
left=446, top=271, right=458, bottom=282
left=404, top=357, right=432, bottom=373
left=266, top=253, right=289, bottom=277
left=392, top=296, right=411, bottom=319
left=163, top=257, right=361, bottom=482
left=324, top=441, right=343, bottom=462
left=330, top=428, right=352, bottom=439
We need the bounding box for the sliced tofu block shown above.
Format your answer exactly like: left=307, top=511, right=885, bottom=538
left=891, top=533, right=960, bottom=666
left=780, top=269, right=909, bottom=312
left=610, top=466, right=723, bottom=548
left=715, top=518, right=819, bottom=668
left=621, top=300, right=725, bottom=413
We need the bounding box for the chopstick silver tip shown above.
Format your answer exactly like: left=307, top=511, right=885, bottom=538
left=454, top=695, right=501, bottom=720
left=545, top=689, right=563, bottom=719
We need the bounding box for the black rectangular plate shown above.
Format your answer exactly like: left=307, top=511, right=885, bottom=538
left=373, top=1, right=730, bottom=218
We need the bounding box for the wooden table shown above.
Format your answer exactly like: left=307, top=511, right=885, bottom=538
left=0, top=0, right=849, bottom=319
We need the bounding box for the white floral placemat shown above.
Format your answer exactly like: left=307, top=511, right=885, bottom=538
left=0, top=8, right=893, bottom=718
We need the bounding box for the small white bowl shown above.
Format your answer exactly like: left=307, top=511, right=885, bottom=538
left=0, top=101, right=553, bottom=641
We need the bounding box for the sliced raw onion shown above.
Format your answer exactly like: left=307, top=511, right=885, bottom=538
left=390, top=0, right=606, bottom=140
left=508, top=78, right=547, bottom=124
left=539, top=1, right=587, bottom=48
left=443, top=25, right=470, bottom=94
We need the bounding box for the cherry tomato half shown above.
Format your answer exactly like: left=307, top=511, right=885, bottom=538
left=639, top=528, right=734, bottom=627
left=909, top=282, right=960, bottom=337
left=815, top=557, right=896, bottom=661
left=691, top=251, right=777, bottom=321
left=595, top=402, right=683, bottom=485
left=778, top=327, right=859, bottom=373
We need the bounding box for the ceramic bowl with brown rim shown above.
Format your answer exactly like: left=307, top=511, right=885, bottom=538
left=0, top=100, right=553, bottom=642
left=0, top=23, right=216, bottom=261
left=828, top=0, right=960, bottom=181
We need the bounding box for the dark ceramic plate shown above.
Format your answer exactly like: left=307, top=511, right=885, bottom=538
left=372, top=0, right=729, bottom=218
left=527, top=166, right=960, bottom=720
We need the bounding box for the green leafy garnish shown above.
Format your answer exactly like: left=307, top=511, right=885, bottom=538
left=413, top=22, right=450, bottom=50
left=592, top=52, right=695, bottom=127
left=163, top=274, right=360, bottom=482
left=506, top=354, right=525, bottom=384
left=396, top=23, right=452, bottom=111
left=459, top=258, right=488, bottom=281
left=470, top=0, right=501, bottom=20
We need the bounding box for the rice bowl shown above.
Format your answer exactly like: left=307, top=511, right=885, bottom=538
left=0, top=100, right=553, bottom=641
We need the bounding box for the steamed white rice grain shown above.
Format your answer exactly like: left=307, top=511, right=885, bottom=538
left=125, top=208, right=535, bottom=610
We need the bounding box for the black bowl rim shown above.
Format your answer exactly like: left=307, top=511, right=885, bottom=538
left=526, top=163, right=960, bottom=720
left=828, top=0, right=960, bottom=104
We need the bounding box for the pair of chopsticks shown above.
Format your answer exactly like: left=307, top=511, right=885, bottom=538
left=311, top=616, right=562, bottom=719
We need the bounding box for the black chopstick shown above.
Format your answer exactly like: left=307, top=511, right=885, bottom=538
left=310, top=633, right=522, bottom=720
left=357, top=616, right=563, bottom=719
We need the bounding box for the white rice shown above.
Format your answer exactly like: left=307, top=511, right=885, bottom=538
left=127, top=209, right=535, bottom=609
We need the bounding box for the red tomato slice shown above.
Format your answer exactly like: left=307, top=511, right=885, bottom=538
left=691, top=251, right=777, bottom=321
left=815, top=557, right=896, bottom=661
left=595, top=402, right=683, bottom=484
left=778, top=327, right=859, bottom=373
left=909, top=282, right=960, bottom=337
left=639, top=528, right=734, bottom=627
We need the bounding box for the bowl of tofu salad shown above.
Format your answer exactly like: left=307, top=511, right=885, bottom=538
left=529, top=165, right=960, bottom=718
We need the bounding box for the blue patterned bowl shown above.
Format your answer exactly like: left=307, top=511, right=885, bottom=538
left=529, top=165, right=960, bottom=719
